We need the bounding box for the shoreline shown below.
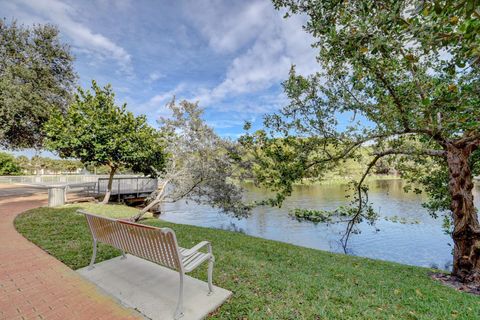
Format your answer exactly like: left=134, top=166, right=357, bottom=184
left=15, top=203, right=480, bottom=319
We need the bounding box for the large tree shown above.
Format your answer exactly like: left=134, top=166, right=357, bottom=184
left=131, top=99, right=249, bottom=221
left=44, top=81, right=166, bottom=203
left=242, top=0, right=480, bottom=284
left=0, top=19, right=76, bottom=150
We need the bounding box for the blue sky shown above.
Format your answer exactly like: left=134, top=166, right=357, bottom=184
left=2, top=0, right=321, bottom=141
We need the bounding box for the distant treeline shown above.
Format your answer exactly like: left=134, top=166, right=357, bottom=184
left=239, top=144, right=401, bottom=183
left=0, top=152, right=114, bottom=176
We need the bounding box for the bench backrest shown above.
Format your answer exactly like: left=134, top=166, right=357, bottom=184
left=82, top=211, right=181, bottom=270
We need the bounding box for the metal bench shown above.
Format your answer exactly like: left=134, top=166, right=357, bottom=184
left=79, top=210, right=215, bottom=319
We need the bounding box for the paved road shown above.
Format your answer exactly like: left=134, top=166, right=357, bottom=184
left=0, top=184, right=46, bottom=197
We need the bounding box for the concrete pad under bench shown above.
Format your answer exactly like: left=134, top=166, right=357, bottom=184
left=77, top=255, right=232, bottom=320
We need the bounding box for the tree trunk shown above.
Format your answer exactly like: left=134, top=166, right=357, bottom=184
left=131, top=189, right=163, bottom=221
left=102, top=166, right=117, bottom=204
left=152, top=208, right=162, bottom=218
left=446, top=144, right=480, bottom=283
left=131, top=179, right=169, bottom=221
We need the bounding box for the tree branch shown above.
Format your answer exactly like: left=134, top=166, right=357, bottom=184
left=341, top=146, right=446, bottom=250
left=357, top=53, right=412, bottom=132
left=361, top=58, right=447, bottom=143
left=306, top=131, right=443, bottom=170
left=454, top=134, right=480, bottom=148
left=373, top=148, right=447, bottom=158
left=341, top=154, right=382, bottom=251
left=169, top=177, right=204, bottom=203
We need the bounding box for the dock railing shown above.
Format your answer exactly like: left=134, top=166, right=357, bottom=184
left=97, top=176, right=158, bottom=198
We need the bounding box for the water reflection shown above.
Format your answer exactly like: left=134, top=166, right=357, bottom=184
left=160, top=179, right=480, bottom=270
left=218, top=222, right=246, bottom=234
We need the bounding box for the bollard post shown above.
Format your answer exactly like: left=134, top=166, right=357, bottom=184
left=48, top=186, right=66, bottom=207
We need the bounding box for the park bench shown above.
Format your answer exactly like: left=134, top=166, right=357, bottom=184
left=79, top=210, right=215, bottom=320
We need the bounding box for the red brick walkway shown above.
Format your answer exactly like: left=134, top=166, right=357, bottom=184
left=0, top=190, right=142, bottom=319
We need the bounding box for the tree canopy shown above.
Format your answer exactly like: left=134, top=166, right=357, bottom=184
left=0, top=152, right=21, bottom=175
left=242, top=0, right=480, bottom=283
left=44, top=81, right=166, bottom=203
left=132, top=99, right=249, bottom=221
left=0, top=19, right=76, bottom=150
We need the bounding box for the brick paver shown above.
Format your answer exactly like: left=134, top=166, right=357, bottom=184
left=0, top=188, right=142, bottom=320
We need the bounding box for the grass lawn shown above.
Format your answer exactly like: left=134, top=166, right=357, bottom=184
left=14, top=204, right=480, bottom=320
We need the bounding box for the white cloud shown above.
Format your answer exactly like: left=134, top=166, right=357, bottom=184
left=147, top=72, right=165, bottom=83
left=187, top=0, right=271, bottom=53
left=184, top=0, right=319, bottom=107
left=3, top=0, right=319, bottom=127
left=15, top=0, right=132, bottom=73
left=140, top=84, right=187, bottom=116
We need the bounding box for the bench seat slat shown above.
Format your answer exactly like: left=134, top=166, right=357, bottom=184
left=182, top=252, right=211, bottom=272
left=182, top=252, right=204, bottom=265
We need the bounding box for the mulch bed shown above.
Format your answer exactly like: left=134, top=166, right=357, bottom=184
left=431, top=272, right=480, bottom=295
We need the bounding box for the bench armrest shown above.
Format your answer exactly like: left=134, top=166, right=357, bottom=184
left=181, top=241, right=212, bottom=257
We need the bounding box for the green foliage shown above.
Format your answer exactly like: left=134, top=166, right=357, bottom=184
left=242, top=0, right=480, bottom=249
left=14, top=155, right=30, bottom=172
left=290, top=208, right=333, bottom=223
left=11, top=154, right=87, bottom=174
left=15, top=205, right=480, bottom=319
left=0, top=152, right=21, bottom=175
left=399, top=157, right=451, bottom=214
left=0, top=19, right=76, bottom=149
left=416, top=0, right=480, bottom=65
left=291, top=204, right=381, bottom=226
left=135, top=99, right=249, bottom=220
left=384, top=215, right=421, bottom=224
left=31, top=156, right=83, bottom=173
left=44, top=81, right=166, bottom=177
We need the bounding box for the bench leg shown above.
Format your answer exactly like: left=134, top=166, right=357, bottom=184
left=207, top=256, right=214, bottom=295
left=88, top=239, right=97, bottom=270
left=174, top=272, right=184, bottom=319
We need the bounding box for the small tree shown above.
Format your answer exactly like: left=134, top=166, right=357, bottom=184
left=131, top=99, right=249, bottom=221
left=0, top=152, right=21, bottom=175
left=60, top=159, right=83, bottom=173
left=45, top=81, right=166, bottom=203
left=15, top=156, right=30, bottom=174
left=0, top=19, right=76, bottom=150
left=242, top=0, right=480, bottom=284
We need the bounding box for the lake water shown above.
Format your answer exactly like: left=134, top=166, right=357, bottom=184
left=159, top=179, right=480, bottom=270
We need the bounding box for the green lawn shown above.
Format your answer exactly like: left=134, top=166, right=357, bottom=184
left=14, top=204, right=480, bottom=320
